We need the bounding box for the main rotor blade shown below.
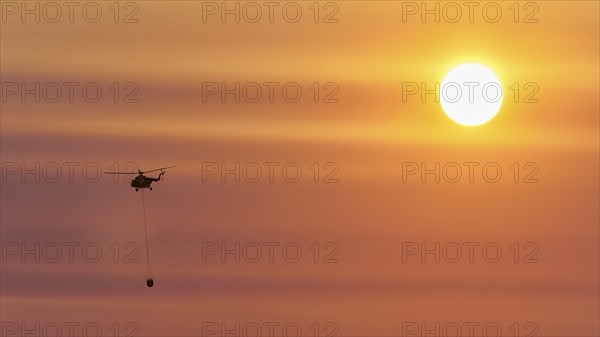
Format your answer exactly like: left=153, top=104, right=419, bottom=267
left=141, top=166, right=177, bottom=174
left=103, top=172, right=138, bottom=175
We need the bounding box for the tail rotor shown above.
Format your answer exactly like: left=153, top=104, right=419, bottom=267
left=158, top=170, right=166, bottom=182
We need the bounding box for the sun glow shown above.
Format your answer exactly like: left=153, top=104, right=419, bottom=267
left=440, top=64, right=503, bottom=126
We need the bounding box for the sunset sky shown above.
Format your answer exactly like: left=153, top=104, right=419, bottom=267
left=1, top=1, right=598, bottom=336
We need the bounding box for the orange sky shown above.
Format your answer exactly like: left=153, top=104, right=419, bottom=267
left=1, top=1, right=598, bottom=336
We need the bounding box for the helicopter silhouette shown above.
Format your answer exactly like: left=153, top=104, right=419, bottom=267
left=104, top=166, right=176, bottom=191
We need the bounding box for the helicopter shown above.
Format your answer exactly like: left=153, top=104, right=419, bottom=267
left=104, top=166, right=177, bottom=191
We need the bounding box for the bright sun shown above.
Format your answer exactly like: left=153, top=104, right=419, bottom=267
left=440, top=64, right=503, bottom=126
